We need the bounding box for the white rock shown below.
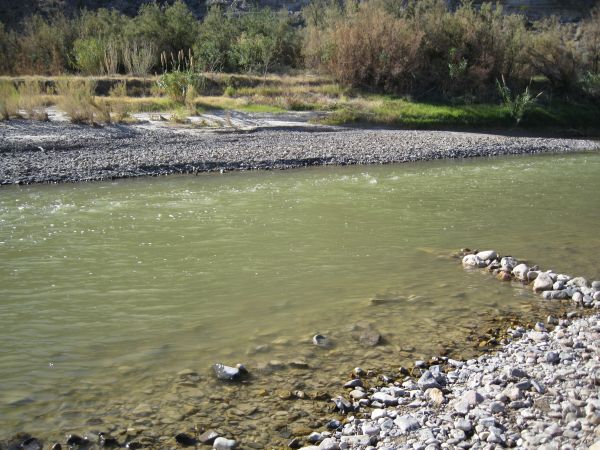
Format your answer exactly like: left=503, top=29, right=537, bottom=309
left=213, top=437, right=237, bottom=450
left=462, top=254, right=485, bottom=268
left=512, top=263, right=529, bottom=281
left=476, top=250, right=497, bottom=261
left=371, top=408, right=387, bottom=420
left=319, top=438, right=340, bottom=450
left=534, top=272, right=554, bottom=292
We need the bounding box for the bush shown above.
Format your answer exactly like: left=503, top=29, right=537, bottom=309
left=55, top=78, right=107, bottom=124
left=15, top=14, right=75, bottom=75
left=580, top=72, right=600, bottom=98
left=581, top=7, right=600, bottom=75
left=0, top=23, right=18, bottom=75
left=126, top=0, right=197, bottom=64
left=18, top=80, right=48, bottom=120
left=194, top=6, right=301, bottom=74
left=122, top=41, right=156, bottom=76
left=305, top=2, right=423, bottom=92
left=496, top=76, right=542, bottom=124
left=73, top=38, right=105, bottom=75
left=526, top=18, right=580, bottom=92
left=0, top=81, right=20, bottom=120
left=157, top=71, right=204, bottom=104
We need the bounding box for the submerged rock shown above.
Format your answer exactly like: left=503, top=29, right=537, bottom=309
left=212, top=363, right=248, bottom=381
left=351, top=325, right=381, bottom=347
left=213, top=437, right=237, bottom=449
left=198, top=431, right=219, bottom=445
left=175, top=433, right=196, bottom=447
left=66, top=435, right=87, bottom=447
left=21, top=437, right=42, bottom=450
left=312, top=334, right=330, bottom=347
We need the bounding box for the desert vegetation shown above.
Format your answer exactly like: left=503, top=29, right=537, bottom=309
left=0, top=0, right=599, bottom=130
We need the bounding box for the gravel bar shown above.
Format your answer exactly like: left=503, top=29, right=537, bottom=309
left=1, top=120, right=598, bottom=184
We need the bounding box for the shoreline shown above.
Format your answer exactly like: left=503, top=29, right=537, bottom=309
left=1, top=247, right=598, bottom=449
left=300, top=312, right=600, bottom=450
left=1, top=119, right=599, bottom=185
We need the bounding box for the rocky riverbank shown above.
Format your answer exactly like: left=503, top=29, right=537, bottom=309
left=290, top=250, right=600, bottom=450
left=299, top=313, right=600, bottom=450
left=1, top=119, right=598, bottom=185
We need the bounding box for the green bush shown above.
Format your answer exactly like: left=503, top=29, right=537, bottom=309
left=157, top=71, right=204, bottom=104
left=496, top=76, right=542, bottom=124
left=194, top=6, right=301, bottom=74
left=580, top=72, right=600, bottom=98
left=15, top=14, right=75, bottom=75
left=73, top=38, right=105, bottom=75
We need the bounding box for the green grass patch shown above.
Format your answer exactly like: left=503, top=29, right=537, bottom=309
left=319, top=95, right=600, bottom=132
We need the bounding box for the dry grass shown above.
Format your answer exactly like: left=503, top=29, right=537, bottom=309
left=0, top=81, right=20, bottom=120
left=18, top=80, right=48, bottom=120
left=55, top=78, right=110, bottom=124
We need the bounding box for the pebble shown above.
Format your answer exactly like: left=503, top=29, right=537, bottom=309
left=303, top=312, right=600, bottom=450
left=213, top=437, right=237, bottom=449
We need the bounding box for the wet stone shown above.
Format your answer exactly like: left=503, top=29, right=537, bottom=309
left=174, top=433, right=196, bottom=446
left=22, top=437, right=43, bottom=450
left=212, top=363, right=247, bottom=381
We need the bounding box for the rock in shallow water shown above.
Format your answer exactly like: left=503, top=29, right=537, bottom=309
left=212, top=363, right=248, bottom=381
left=534, top=272, right=554, bottom=292
left=175, top=433, right=196, bottom=446
left=312, top=334, right=330, bottom=347
left=462, top=254, right=486, bottom=268
left=476, top=250, right=497, bottom=261
left=512, top=263, right=529, bottom=281
left=213, top=437, right=237, bottom=450
left=500, top=256, right=519, bottom=271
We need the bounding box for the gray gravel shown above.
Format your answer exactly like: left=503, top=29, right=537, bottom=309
left=303, top=314, right=600, bottom=450
left=1, top=120, right=598, bottom=184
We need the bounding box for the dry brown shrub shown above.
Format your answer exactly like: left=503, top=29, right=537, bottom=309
left=56, top=78, right=110, bottom=124
left=324, top=4, right=423, bottom=92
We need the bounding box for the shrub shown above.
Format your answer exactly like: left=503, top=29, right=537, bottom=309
left=224, top=85, right=236, bottom=97
left=580, top=72, right=600, bottom=98
left=496, top=76, right=542, bottom=124
left=18, top=80, right=48, bottom=120
left=157, top=70, right=204, bottom=104
left=306, top=2, right=423, bottom=92
left=581, top=7, right=600, bottom=74
left=15, top=14, right=75, bottom=75
left=526, top=18, right=580, bottom=92
left=122, top=41, right=156, bottom=76
left=0, top=23, right=18, bottom=75
left=127, top=0, right=197, bottom=62
left=109, top=81, right=127, bottom=98
left=0, top=81, right=20, bottom=120
left=56, top=78, right=108, bottom=124
left=73, top=38, right=105, bottom=75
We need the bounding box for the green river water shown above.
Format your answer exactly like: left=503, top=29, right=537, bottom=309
left=1, top=152, right=599, bottom=447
